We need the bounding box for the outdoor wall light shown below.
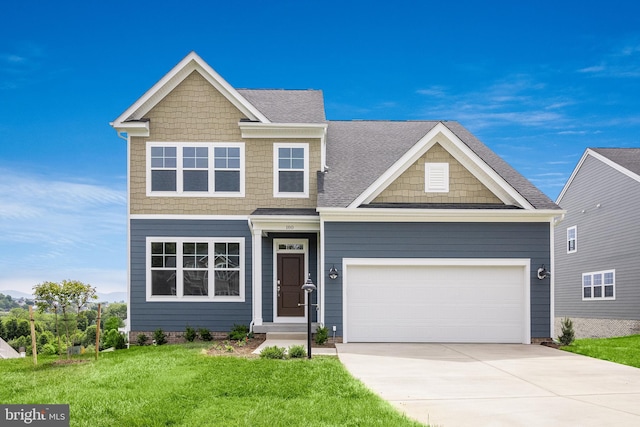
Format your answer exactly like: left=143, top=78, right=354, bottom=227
left=537, top=265, right=550, bottom=280
left=328, top=265, right=339, bottom=280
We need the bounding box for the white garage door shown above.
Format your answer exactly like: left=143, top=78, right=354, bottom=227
left=344, top=259, right=529, bottom=343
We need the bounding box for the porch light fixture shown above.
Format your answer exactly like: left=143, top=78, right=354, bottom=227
left=300, top=274, right=316, bottom=359
left=537, top=265, right=550, bottom=280
left=328, top=265, right=339, bottom=280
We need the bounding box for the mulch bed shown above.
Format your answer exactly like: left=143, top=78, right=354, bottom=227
left=205, top=336, right=337, bottom=357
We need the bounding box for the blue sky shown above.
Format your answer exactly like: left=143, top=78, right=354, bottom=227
left=1, top=1, right=639, bottom=294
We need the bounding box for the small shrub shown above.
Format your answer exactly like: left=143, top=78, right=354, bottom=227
left=103, top=329, right=127, bottom=350
left=184, top=326, right=197, bottom=342
left=228, top=324, right=249, bottom=340
left=314, top=326, right=329, bottom=345
left=136, top=334, right=149, bottom=346
left=558, top=317, right=575, bottom=346
left=288, top=345, right=307, bottom=359
left=260, top=345, right=286, bottom=359
left=40, top=343, right=58, bottom=356
left=198, top=328, right=212, bottom=341
left=153, top=328, right=167, bottom=346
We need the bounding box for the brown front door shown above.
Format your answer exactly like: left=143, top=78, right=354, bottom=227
left=277, top=253, right=305, bottom=317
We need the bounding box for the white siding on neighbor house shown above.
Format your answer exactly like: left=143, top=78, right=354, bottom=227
left=555, top=155, right=640, bottom=320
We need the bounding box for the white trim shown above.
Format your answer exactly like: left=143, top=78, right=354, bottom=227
left=146, top=141, right=245, bottom=197
left=126, top=133, right=132, bottom=331
left=111, top=51, right=269, bottom=133
left=273, top=143, right=309, bottom=198
left=240, top=122, right=327, bottom=139
left=251, top=226, right=263, bottom=326
left=273, top=239, right=308, bottom=323
left=318, top=207, right=564, bottom=223
left=131, top=214, right=249, bottom=220
left=145, top=237, right=245, bottom=302
left=549, top=223, right=555, bottom=339
left=557, top=148, right=640, bottom=204
left=349, top=122, right=534, bottom=209
left=341, top=258, right=531, bottom=344
left=582, top=269, right=616, bottom=301
left=319, top=218, right=326, bottom=327
left=567, top=225, right=577, bottom=254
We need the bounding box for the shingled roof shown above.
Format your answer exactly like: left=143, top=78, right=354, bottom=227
left=591, top=148, right=640, bottom=176
left=238, top=89, right=326, bottom=123
left=317, top=120, right=560, bottom=210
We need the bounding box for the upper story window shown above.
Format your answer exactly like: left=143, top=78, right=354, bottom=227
left=274, top=143, right=309, bottom=198
left=147, top=237, right=244, bottom=302
left=582, top=269, right=615, bottom=300
left=567, top=226, right=577, bottom=254
left=425, top=163, right=449, bottom=193
left=147, top=142, right=244, bottom=197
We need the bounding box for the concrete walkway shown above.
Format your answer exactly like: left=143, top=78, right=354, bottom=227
left=336, top=343, right=640, bottom=427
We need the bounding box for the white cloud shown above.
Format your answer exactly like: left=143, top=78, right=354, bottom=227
left=0, top=168, right=127, bottom=293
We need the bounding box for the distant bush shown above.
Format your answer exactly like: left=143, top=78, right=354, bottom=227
left=314, top=326, right=328, bottom=345
left=103, top=329, right=127, bottom=350
left=228, top=324, right=249, bottom=341
left=136, top=334, right=149, bottom=346
left=153, top=329, right=167, bottom=346
left=288, top=345, right=307, bottom=359
left=184, top=326, right=197, bottom=342
left=260, top=345, right=286, bottom=360
left=198, top=328, right=212, bottom=341
left=558, top=317, right=575, bottom=346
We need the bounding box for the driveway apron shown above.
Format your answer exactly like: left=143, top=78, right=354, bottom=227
left=336, top=343, right=640, bottom=427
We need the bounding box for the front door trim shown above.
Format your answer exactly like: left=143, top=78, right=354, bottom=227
left=273, top=239, right=308, bottom=323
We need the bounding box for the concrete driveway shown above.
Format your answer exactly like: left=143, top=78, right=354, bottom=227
left=336, top=343, right=640, bottom=427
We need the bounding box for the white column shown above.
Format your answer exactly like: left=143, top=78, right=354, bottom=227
left=252, top=227, right=263, bottom=326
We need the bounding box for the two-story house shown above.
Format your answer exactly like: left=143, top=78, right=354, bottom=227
left=111, top=52, right=562, bottom=344
left=555, top=148, right=640, bottom=338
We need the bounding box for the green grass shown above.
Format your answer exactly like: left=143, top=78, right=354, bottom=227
left=562, top=334, right=640, bottom=368
left=0, top=344, right=423, bottom=427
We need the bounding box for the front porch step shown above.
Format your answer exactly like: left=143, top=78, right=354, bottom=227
left=253, top=322, right=318, bottom=334
left=266, top=332, right=307, bottom=340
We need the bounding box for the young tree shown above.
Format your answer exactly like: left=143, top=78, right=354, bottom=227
left=33, top=280, right=97, bottom=358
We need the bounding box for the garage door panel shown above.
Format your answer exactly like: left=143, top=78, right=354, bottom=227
left=345, top=262, right=527, bottom=343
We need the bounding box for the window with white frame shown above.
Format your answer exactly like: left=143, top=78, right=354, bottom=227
left=147, top=142, right=244, bottom=196
left=582, top=270, right=615, bottom=300
left=148, top=237, right=244, bottom=301
left=274, top=143, right=308, bottom=197
left=425, top=163, right=449, bottom=192
left=567, top=226, right=577, bottom=254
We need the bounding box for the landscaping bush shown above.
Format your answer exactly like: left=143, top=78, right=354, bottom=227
left=184, top=326, right=197, bottom=342
left=103, top=329, right=127, bottom=350
left=558, top=317, right=575, bottom=346
left=288, top=345, right=307, bottom=359
left=153, top=329, right=167, bottom=345
left=259, top=345, right=286, bottom=359
left=228, top=324, right=249, bottom=340
left=136, top=334, right=149, bottom=346
left=198, top=328, right=212, bottom=341
left=314, top=326, right=329, bottom=345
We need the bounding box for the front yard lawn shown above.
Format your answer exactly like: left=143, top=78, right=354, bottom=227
left=562, top=334, right=640, bottom=368
left=0, top=343, right=423, bottom=427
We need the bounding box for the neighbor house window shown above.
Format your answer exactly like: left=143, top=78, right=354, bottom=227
left=425, top=163, right=449, bottom=192
left=274, top=143, right=308, bottom=197
left=147, top=237, right=244, bottom=301
left=567, top=226, right=577, bottom=254
left=147, top=142, right=244, bottom=196
left=582, top=270, right=615, bottom=300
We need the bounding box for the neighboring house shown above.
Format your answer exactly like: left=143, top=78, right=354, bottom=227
left=555, top=148, right=640, bottom=338
left=111, top=52, right=562, bottom=344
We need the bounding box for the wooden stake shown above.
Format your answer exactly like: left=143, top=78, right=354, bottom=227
left=29, top=306, right=37, bottom=366
left=95, top=304, right=101, bottom=360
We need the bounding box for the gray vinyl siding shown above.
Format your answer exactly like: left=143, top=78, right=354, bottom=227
left=555, top=155, right=640, bottom=320
left=260, top=232, right=319, bottom=322
left=324, top=221, right=551, bottom=338
left=130, top=219, right=252, bottom=332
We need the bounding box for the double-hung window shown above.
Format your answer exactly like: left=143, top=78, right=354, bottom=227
left=148, top=237, right=244, bottom=301
left=582, top=270, right=615, bottom=300
left=274, top=143, right=308, bottom=197
left=147, top=142, right=244, bottom=196
left=567, top=226, right=577, bottom=253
